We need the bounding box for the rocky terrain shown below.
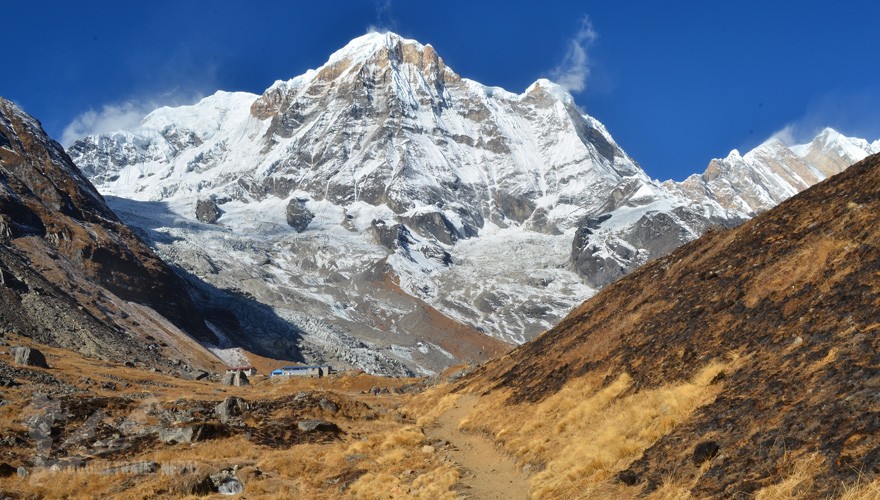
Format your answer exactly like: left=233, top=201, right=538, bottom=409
left=0, top=338, right=460, bottom=498
left=452, top=152, right=880, bottom=497
left=68, top=31, right=880, bottom=375
left=0, top=98, right=227, bottom=375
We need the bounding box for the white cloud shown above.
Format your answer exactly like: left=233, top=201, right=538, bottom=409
left=550, top=16, right=598, bottom=93
left=61, top=102, right=147, bottom=146
left=60, top=92, right=203, bottom=147
left=768, top=90, right=880, bottom=146
left=369, top=0, right=396, bottom=33
left=770, top=124, right=799, bottom=145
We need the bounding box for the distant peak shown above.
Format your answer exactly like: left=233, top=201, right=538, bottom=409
left=816, top=126, right=840, bottom=137
left=525, top=78, right=573, bottom=103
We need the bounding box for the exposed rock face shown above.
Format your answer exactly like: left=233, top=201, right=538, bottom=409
left=196, top=199, right=222, bottom=224
left=12, top=346, right=48, bottom=368
left=465, top=153, right=880, bottom=497
left=0, top=97, right=221, bottom=371
left=571, top=207, right=742, bottom=288
left=398, top=211, right=471, bottom=245
left=285, top=199, right=314, bottom=232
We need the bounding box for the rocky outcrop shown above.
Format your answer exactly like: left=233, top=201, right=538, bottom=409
left=215, top=396, right=247, bottom=423
left=285, top=199, right=314, bottom=232
left=571, top=207, right=742, bottom=288
left=195, top=199, right=222, bottom=224
left=398, top=211, right=472, bottom=246
left=12, top=346, right=48, bottom=368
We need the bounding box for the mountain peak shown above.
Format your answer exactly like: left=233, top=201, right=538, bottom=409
left=328, top=31, right=426, bottom=66
left=525, top=78, right=574, bottom=103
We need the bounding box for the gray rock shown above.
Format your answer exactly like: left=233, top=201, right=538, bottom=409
left=221, top=371, right=249, bottom=387
left=196, top=199, right=222, bottom=224
left=215, top=396, right=247, bottom=424
left=191, top=469, right=245, bottom=496
left=297, top=419, right=340, bottom=433
left=12, top=346, right=49, bottom=368
left=370, top=219, right=413, bottom=250
left=286, top=199, right=314, bottom=232
left=318, top=398, right=339, bottom=414
left=16, top=466, right=28, bottom=478
left=217, top=475, right=244, bottom=495
left=157, top=426, right=195, bottom=444
left=189, top=369, right=209, bottom=381
left=398, top=211, right=463, bottom=245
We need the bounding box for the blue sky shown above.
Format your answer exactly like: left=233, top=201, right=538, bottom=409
left=4, top=1, right=879, bottom=181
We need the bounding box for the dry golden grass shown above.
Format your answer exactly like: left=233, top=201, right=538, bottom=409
left=754, top=453, right=825, bottom=499
left=839, top=477, right=880, bottom=500
left=458, top=359, right=732, bottom=498
left=411, top=390, right=460, bottom=427
left=0, top=337, right=458, bottom=499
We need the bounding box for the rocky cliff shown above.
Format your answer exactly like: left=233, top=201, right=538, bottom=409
left=0, top=97, right=221, bottom=373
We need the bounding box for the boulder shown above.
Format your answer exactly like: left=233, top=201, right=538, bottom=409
left=297, top=419, right=340, bottom=433
left=692, top=440, right=720, bottom=465
left=221, top=371, right=250, bottom=387
left=318, top=398, right=339, bottom=414
left=196, top=199, right=222, bottom=224
left=217, top=475, right=244, bottom=495
left=12, top=346, right=49, bottom=368
left=190, top=469, right=245, bottom=496
left=286, top=199, right=314, bottom=232
left=157, top=426, right=195, bottom=444
left=215, top=396, right=247, bottom=424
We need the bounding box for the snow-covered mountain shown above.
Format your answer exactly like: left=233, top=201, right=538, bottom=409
left=68, top=32, right=878, bottom=375
left=666, top=128, right=880, bottom=215
left=576, top=128, right=880, bottom=287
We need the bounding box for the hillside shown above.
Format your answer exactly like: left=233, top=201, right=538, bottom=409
left=447, top=152, right=880, bottom=497
left=0, top=97, right=223, bottom=373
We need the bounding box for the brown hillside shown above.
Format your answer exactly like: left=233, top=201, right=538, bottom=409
left=457, top=153, right=880, bottom=497
left=0, top=97, right=220, bottom=370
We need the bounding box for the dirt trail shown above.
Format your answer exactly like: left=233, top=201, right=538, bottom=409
left=426, top=394, right=530, bottom=499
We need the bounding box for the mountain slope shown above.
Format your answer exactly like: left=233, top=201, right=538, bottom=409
left=68, top=32, right=878, bottom=375
left=69, top=32, right=651, bottom=373
left=456, top=152, right=880, bottom=497
left=0, top=97, right=222, bottom=372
